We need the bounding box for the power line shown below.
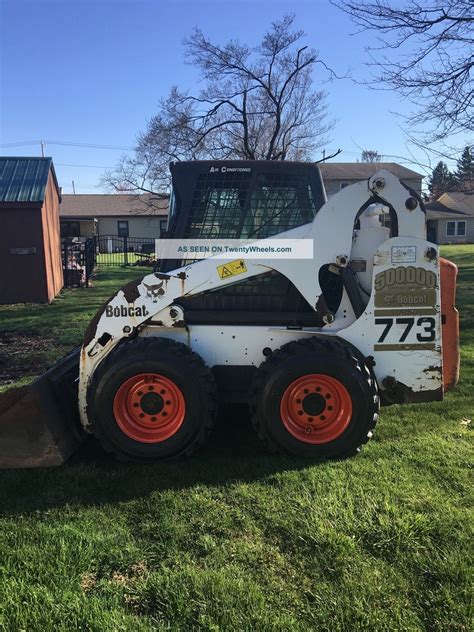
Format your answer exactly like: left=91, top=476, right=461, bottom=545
left=0, top=139, right=133, bottom=151
left=0, top=140, right=42, bottom=148
left=45, top=140, right=134, bottom=150
left=56, top=162, right=114, bottom=169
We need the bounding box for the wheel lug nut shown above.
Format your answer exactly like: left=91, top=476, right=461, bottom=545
left=133, top=403, right=139, bottom=408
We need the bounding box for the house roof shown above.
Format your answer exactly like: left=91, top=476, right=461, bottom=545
left=425, top=191, right=474, bottom=219
left=60, top=193, right=169, bottom=218
left=319, top=162, right=423, bottom=180
left=0, top=157, right=60, bottom=203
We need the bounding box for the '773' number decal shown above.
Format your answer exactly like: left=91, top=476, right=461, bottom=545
left=375, top=317, right=436, bottom=343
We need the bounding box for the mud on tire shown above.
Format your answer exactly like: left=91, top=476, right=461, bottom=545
left=250, top=337, right=379, bottom=460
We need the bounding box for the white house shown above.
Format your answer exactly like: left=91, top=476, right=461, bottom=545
left=425, top=191, right=474, bottom=244
left=319, top=162, right=423, bottom=197
left=60, top=193, right=169, bottom=239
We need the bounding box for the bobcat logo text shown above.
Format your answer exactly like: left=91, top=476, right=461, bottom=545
left=105, top=305, right=150, bottom=318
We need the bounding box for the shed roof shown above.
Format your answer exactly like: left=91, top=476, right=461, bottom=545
left=60, top=193, right=169, bottom=218
left=319, top=162, right=423, bottom=180
left=0, top=157, right=60, bottom=203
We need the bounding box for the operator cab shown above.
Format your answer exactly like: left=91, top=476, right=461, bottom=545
left=161, top=160, right=327, bottom=271
left=156, top=160, right=342, bottom=327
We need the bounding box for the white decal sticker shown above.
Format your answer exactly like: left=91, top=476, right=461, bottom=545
left=391, top=246, right=416, bottom=263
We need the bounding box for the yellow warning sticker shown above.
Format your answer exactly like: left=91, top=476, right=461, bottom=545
left=217, top=259, right=247, bottom=280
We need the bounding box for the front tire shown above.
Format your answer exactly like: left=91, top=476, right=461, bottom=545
left=250, top=337, right=379, bottom=459
left=89, top=337, right=217, bottom=461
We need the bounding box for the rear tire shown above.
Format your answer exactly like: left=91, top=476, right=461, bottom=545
left=250, top=337, right=379, bottom=459
left=89, top=337, right=217, bottom=461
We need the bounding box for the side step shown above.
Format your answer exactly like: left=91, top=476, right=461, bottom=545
left=0, top=348, right=84, bottom=469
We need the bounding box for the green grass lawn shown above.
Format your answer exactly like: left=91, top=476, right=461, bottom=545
left=0, top=266, right=145, bottom=391
left=96, top=253, right=155, bottom=266
left=0, top=247, right=472, bottom=630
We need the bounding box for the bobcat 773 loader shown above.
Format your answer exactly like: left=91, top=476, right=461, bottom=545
left=0, top=161, right=459, bottom=467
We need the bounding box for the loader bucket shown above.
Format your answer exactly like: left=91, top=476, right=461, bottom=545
left=0, top=348, right=84, bottom=469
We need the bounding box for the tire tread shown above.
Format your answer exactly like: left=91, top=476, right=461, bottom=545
left=249, top=336, right=379, bottom=459
left=89, top=337, right=218, bottom=461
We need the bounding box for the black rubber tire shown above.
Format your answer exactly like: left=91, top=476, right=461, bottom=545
left=250, top=336, right=379, bottom=460
left=88, top=337, right=218, bottom=461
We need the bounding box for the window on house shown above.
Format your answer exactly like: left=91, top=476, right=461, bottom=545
left=60, top=221, right=80, bottom=238
left=446, top=220, right=466, bottom=237
left=159, top=219, right=168, bottom=236
left=379, top=211, right=391, bottom=228
left=117, top=221, right=129, bottom=237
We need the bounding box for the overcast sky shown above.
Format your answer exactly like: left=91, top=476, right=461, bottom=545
left=0, top=0, right=466, bottom=193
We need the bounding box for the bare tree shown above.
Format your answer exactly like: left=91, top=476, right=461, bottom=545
left=360, top=149, right=381, bottom=162
left=334, top=0, right=474, bottom=142
left=103, top=15, right=335, bottom=196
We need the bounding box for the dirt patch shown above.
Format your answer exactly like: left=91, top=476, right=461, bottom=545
left=0, top=332, right=55, bottom=387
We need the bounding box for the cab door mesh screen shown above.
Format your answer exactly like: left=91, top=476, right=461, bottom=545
left=185, top=171, right=317, bottom=240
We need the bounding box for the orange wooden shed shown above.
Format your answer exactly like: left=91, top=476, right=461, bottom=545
left=0, top=157, right=63, bottom=303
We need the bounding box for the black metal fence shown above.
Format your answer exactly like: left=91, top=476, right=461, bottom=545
left=62, top=237, right=96, bottom=288
left=61, top=235, right=158, bottom=288
left=95, top=235, right=156, bottom=267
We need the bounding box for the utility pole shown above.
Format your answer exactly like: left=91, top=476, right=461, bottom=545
left=322, top=149, right=326, bottom=161
left=72, top=180, right=76, bottom=194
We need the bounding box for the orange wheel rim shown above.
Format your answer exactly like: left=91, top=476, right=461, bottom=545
left=113, top=373, right=185, bottom=443
left=280, top=374, right=352, bottom=444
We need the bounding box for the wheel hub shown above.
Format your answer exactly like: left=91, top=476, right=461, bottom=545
left=280, top=374, right=353, bottom=444
left=140, top=392, right=164, bottom=415
left=113, top=373, right=185, bottom=443
left=302, top=392, right=326, bottom=416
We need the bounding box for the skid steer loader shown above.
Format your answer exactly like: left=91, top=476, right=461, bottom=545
left=0, top=161, right=460, bottom=467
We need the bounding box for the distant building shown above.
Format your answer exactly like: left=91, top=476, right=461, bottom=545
left=0, top=157, right=63, bottom=304
left=60, top=193, right=169, bottom=239
left=319, top=162, right=423, bottom=197
left=426, top=191, right=474, bottom=244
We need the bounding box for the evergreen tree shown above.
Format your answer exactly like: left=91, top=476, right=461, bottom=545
left=454, top=146, right=474, bottom=192
left=427, top=161, right=455, bottom=200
